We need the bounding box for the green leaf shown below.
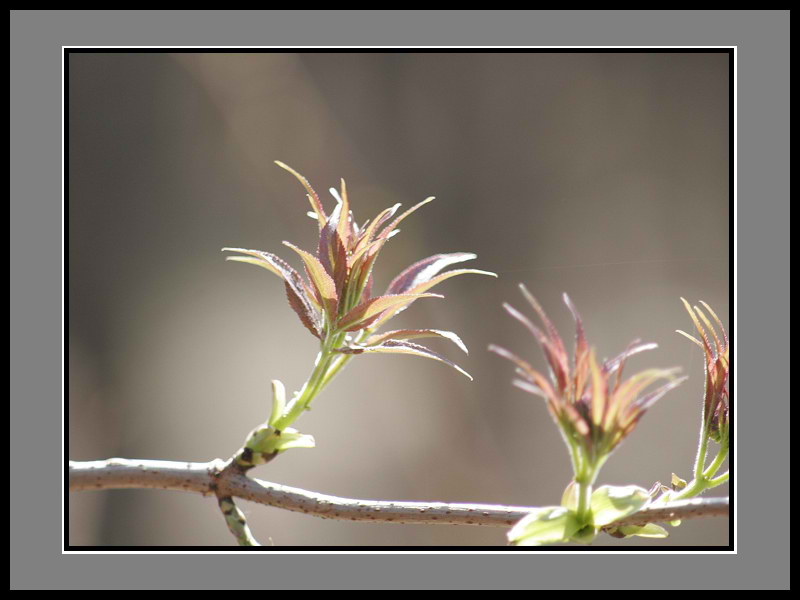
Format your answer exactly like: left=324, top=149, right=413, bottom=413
left=508, top=507, right=581, bottom=547
left=590, top=485, right=651, bottom=527
left=561, top=481, right=578, bottom=512
left=618, top=523, right=669, bottom=539
left=269, top=428, right=316, bottom=452
left=245, top=425, right=315, bottom=458
left=269, top=380, right=286, bottom=427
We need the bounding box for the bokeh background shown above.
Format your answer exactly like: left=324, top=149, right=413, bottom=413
left=68, top=52, right=729, bottom=547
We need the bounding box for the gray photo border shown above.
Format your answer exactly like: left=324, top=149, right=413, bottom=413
left=11, top=10, right=788, bottom=590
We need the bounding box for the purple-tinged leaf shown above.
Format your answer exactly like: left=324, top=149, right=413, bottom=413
left=222, top=248, right=284, bottom=278
left=376, top=197, right=434, bottom=241
left=222, top=247, right=321, bottom=310
left=386, top=253, right=477, bottom=295
left=317, top=202, right=349, bottom=300
left=680, top=298, right=715, bottom=361
left=338, top=340, right=472, bottom=380
left=365, top=329, right=468, bottom=354
left=519, top=285, right=569, bottom=376
left=589, top=351, right=607, bottom=427
left=603, top=341, right=658, bottom=376
left=336, top=178, right=352, bottom=249
left=605, top=368, right=682, bottom=431
left=336, top=293, right=442, bottom=333
left=283, top=242, right=338, bottom=324
left=502, top=302, right=569, bottom=395
left=488, top=344, right=559, bottom=415
left=223, top=247, right=322, bottom=338
left=354, top=203, right=401, bottom=252
left=630, top=376, right=688, bottom=412
left=275, top=161, right=326, bottom=228
left=699, top=301, right=728, bottom=349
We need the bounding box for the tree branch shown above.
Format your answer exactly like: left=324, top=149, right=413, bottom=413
left=69, top=458, right=729, bottom=530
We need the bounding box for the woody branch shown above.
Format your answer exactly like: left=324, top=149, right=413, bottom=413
left=69, top=458, right=728, bottom=529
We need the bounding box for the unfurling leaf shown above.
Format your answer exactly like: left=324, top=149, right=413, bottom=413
left=618, top=523, right=669, bottom=539
left=561, top=481, right=578, bottom=512
left=269, top=380, right=287, bottom=427
left=508, top=507, right=581, bottom=546
left=245, top=424, right=315, bottom=463
left=589, top=485, right=651, bottom=527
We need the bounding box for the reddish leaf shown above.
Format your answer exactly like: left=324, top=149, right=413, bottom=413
left=353, top=203, right=401, bottom=254
left=376, top=197, right=434, bottom=241
left=519, top=286, right=569, bottom=378
left=283, top=242, right=338, bottom=324
left=371, top=267, right=496, bottom=331
left=275, top=161, right=326, bottom=228
left=224, top=247, right=322, bottom=338
left=488, top=344, right=559, bottom=414
left=365, top=329, right=468, bottom=354
left=317, top=202, right=349, bottom=300
left=386, top=253, right=477, bottom=295
left=603, top=341, right=658, bottom=376
left=336, top=293, right=442, bottom=333
left=336, top=178, right=352, bottom=249
left=502, top=302, right=569, bottom=396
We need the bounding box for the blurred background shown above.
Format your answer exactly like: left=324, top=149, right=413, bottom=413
left=68, top=52, right=729, bottom=547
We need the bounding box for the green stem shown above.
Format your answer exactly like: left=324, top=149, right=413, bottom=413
left=573, top=461, right=599, bottom=525
left=271, top=342, right=334, bottom=430
left=693, top=415, right=711, bottom=480
left=708, top=471, right=729, bottom=486
left=670, top=444, right=728, bottom=502
left=703, top=443, right=729, bottom=480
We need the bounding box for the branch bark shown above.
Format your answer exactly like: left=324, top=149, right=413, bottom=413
left=69, top=458, right=729, bottom=530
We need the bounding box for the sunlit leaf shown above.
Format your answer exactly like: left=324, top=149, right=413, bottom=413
left=338, top=340, right=472, bottom=380
left=284, top=241, right=338, bottom=323
left=317, top=203, right=349, bottom=299
left=589, top=485, right=651, bottom=527
left=507, top=507, right=581, bottom=546
left=335, top=294, right=442, bottom=333
left=371, top=268, right=496, bottom=330
left=618, top=523, right=669, bottom=539
left=365, top=329, right=468, bottom=354
left=223, top=247, right=322, bottom=337
left=386, top=253, right=478, bottom=295
left=269, top=380, right=287, bottom=428
left=275, top=161, right=326, bottom=228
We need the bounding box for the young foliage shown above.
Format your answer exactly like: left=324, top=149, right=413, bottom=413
left=491, top=286, right=686, bottom=546
left=225, top=163, right=496, bottom=459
